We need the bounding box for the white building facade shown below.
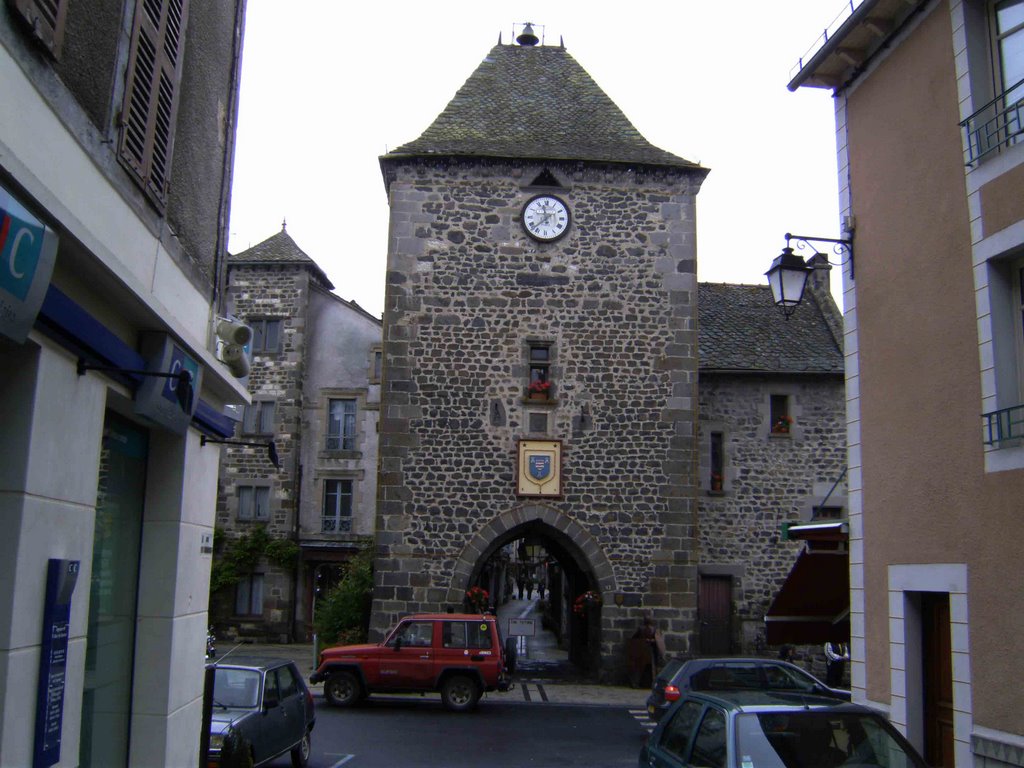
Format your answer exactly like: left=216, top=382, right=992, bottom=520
left=0, top=3, right=249, bottom=766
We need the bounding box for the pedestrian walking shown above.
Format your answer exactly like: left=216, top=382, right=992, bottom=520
left=824, top=638, right=849, bottom=687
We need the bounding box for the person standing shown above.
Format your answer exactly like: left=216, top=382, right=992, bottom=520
left=824, top=639, right=849, bottom=687
left=641, top=615, right=664, bottom=675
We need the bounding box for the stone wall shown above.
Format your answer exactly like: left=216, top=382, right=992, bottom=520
left=213, top=264, right=310, bottom=640
left=697, top=372, right=847, bottom=653
left=376, top=157, right=706, bottom=677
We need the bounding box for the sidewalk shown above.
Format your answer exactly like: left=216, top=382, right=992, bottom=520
left=214, top=599, right=649, bottom=709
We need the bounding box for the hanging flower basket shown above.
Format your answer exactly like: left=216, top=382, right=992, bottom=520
left=465, top=586, right=490, bottom=613
left=573, top=590, right=602, bottom=616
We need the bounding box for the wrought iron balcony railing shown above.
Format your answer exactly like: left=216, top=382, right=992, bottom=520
left=961, top=78, right=1024, bottom=166
left=983, top=403, right=1024, bottom=445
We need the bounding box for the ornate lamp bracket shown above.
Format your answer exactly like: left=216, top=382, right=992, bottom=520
left=785, top=232, right=855, bottom=279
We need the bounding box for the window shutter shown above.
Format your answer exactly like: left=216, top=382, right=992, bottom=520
left=8, top=0, right=68, bottom=57
left=118, top=0, right=188, bottom=206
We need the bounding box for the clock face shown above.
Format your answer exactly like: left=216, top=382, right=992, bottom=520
left=522, top=195, right=570, bottom=242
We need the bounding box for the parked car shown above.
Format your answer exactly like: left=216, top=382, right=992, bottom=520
left=207, top=658, right=315, bottom=767
left=640, top=689, right=928, bottom=768
left=310, top=613, right=515, bottom=712
left=647, top=657, right=850, bottom=723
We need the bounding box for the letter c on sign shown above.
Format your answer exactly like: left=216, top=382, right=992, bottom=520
left=8, top=227, right=35, bottom=279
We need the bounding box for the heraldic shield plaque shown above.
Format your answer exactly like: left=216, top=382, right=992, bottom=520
left=517, top=440, right=562, bottom=497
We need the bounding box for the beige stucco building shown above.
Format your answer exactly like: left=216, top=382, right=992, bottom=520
left=791, top=1, right=1024, bottom=766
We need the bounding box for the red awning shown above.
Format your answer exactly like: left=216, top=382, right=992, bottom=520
left=765, top=549, right=849, bottom=645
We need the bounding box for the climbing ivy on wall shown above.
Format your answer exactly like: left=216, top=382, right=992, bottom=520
left=210, top=526, right=299, bottom=594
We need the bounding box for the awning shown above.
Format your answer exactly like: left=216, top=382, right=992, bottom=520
left=765, top=549, right=849, bottom=645
left=785, top=521, right=848, bottom=542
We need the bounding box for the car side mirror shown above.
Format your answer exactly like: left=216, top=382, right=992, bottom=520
left=393, top=637, right=403, bottom=651
left=263, top=692, right=279, bottom=711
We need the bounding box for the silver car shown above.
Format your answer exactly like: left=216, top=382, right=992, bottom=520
left=640, top=689, right=928, bottom=768
left=207, top=658, right=315, bottom=767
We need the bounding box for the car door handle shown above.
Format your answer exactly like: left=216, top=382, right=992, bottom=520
left=420, top=654, right=430, bottom=659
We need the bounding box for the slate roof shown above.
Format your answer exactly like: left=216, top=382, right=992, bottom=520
left=228, top=227, right=334, bottom=290
left=699, top=283, right=843, bottom=374
left=383, top=43, right=703, bottom=170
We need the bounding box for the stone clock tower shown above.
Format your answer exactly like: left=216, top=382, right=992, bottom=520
left=374, top=29, right=709, bottom=680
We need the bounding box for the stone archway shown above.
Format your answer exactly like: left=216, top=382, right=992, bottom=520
left=448, top=503, right=617, bottom=675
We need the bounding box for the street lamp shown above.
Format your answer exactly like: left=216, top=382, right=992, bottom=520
left=766, top=232, right=854, bottom=319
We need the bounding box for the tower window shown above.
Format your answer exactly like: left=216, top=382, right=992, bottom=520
left=528, top=344, right=553, bottom=399
left=710, top=431, right=724, bottom=491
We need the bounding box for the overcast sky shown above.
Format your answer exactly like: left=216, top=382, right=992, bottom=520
left=227, top=1, right=850, bottom=318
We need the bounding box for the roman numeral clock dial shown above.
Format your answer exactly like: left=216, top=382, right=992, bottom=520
left=522, top=194, right=570, bottom=243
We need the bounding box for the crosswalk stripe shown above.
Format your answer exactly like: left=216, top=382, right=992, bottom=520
left=629, top=708, right=655, bottom=730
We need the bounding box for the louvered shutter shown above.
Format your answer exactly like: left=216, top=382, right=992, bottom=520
left=118, top=0, right=188, bottom=207
left=8, top=0, right=68, bottom=58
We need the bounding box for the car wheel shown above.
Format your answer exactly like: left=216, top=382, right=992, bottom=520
left=324, top=671, right=362, bottom=707
left=290, top=730, right=311, bottom=768
left=441, top=674, right=480, bottom=712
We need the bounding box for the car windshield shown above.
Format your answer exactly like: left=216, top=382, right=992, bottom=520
left=736, top=711, right=926, bottom=768
left=213, top=668, right=261, bottom=709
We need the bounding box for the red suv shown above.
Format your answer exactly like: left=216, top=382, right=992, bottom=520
left=310, top=613, right=515, bottom=712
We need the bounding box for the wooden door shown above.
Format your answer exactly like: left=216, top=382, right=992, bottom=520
left=699, top=575, right=732, bottom=654
left=922, top=593, right=954, bottom=767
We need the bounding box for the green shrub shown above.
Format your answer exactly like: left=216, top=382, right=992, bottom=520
left=313, top=545, right=375, bottom=645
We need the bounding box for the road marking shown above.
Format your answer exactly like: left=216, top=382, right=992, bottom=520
left=325, top=754, right=355, bottom=767
left=519, top=682, right=549, bottom=702
left=629, top=708, right=655, bottom=731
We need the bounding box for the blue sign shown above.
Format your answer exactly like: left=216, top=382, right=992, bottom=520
left=34, top=559, right=79, bottom=768
left=529, top=455, right=551, bottom=481
left=0, top=186, right=59, bottom=343
left=162, top=342, right=199, bottom=411
left=0, top=207, right=45, bottom=300
left=135, top=332, right=203, bottom=434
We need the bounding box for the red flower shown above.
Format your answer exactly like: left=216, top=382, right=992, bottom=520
left=528, top=380, right=551, bottom=394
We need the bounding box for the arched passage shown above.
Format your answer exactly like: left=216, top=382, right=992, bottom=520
left=447, top=503, right=617, bottom=675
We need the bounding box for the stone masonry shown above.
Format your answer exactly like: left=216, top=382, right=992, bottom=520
left=374, top=157, right=708, bottom=680
left=214, top=262, right=310, bottom=639
left=698, top=373, right=847, bottom=652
